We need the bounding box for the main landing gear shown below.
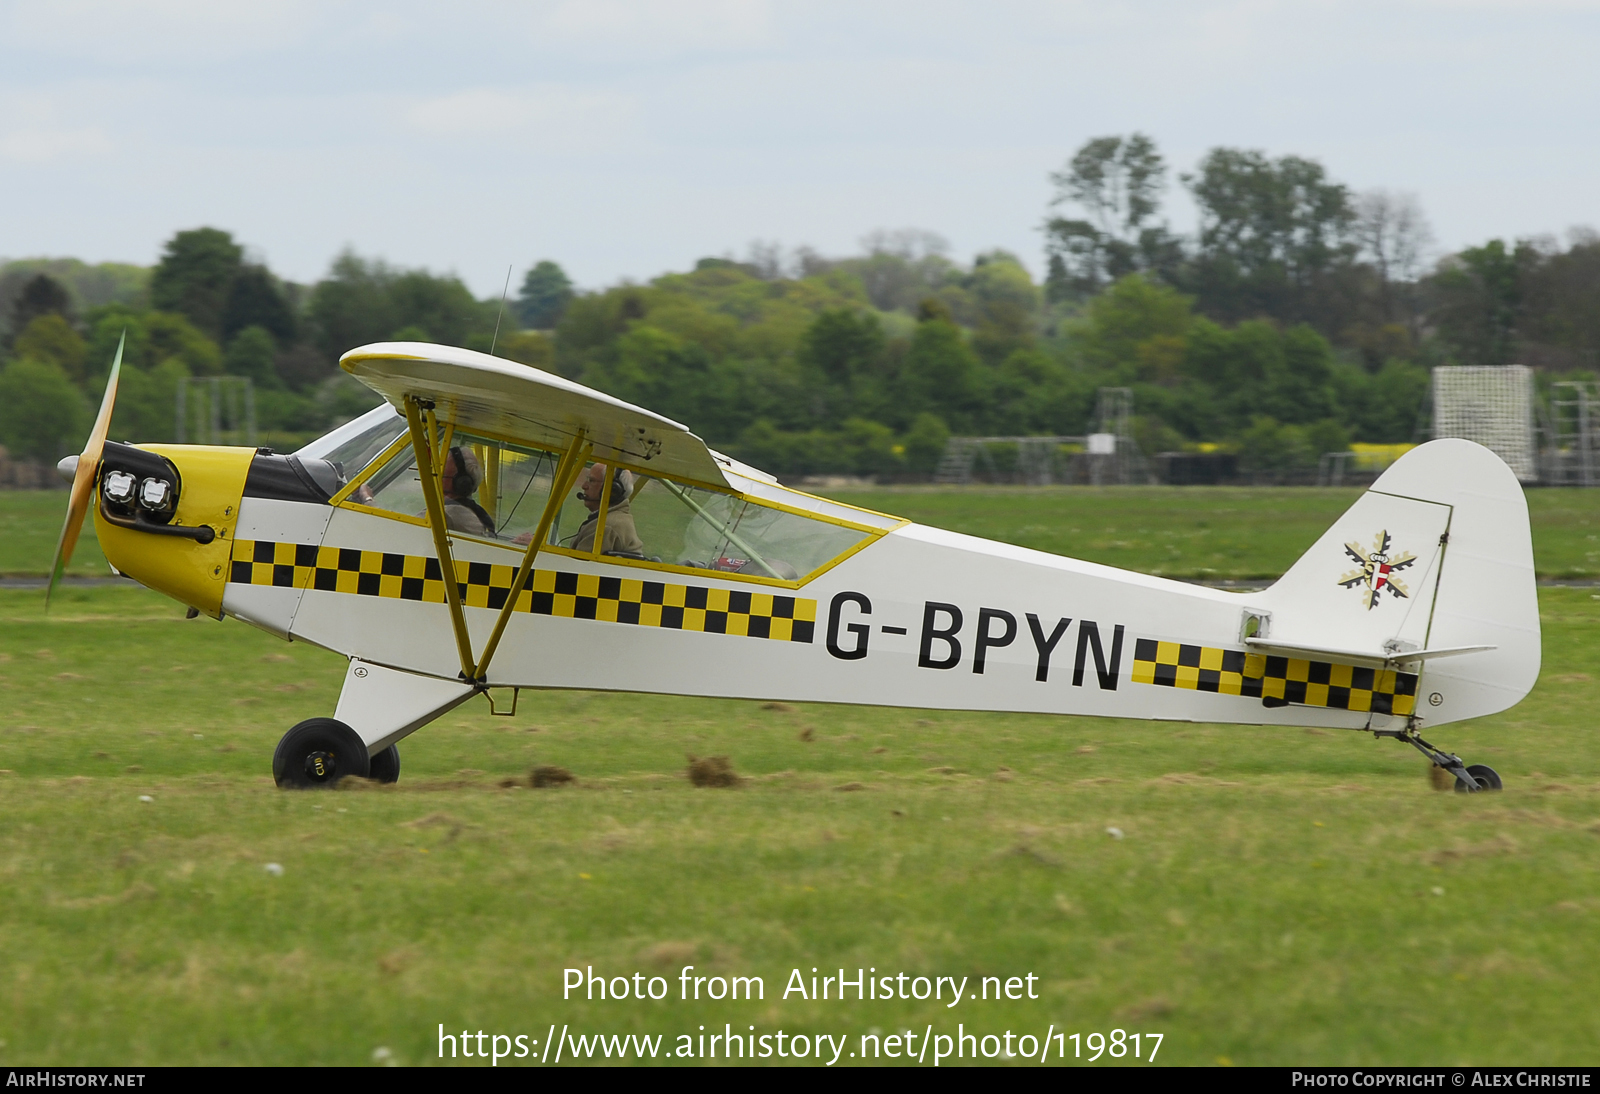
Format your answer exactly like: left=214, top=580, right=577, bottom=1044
left=273, top=718, right=400, bottom=789
left=1374, top=726, right=1502, bottom=793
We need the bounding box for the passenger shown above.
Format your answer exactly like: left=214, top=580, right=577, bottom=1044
left=567, top=464, right=645, bottom=556
left=440, top=446, right=495, bottom=536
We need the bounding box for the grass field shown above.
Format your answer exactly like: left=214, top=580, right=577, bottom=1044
left=0, top=489, right=1597, bottom=1066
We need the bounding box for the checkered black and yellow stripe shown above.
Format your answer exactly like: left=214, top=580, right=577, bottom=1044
left=228, top=539, right=817, bottom=643
left=1131, top=638, right=1417, bottom=716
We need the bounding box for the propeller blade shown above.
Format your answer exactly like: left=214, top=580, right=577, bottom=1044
left=47, top=331, right=125, bottom=609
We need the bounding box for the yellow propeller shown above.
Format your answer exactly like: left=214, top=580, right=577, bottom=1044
left=46, top=331, right=124, bottom=609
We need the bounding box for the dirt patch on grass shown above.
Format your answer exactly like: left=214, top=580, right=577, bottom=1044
left=398, top=812, right=475, bottom=841
left=688, top=756, right=739, bottom=788
left=57, top=881, right=158, bottom=910
left=999, top=842, right=1060, bottom=867
left=1426, top=833, right=1519, bottom=865
left=1149, top=773, right=1240, bottom=787
left=531, top=766, right=574, bottom=788
left=639, top=940, right=698, bottom=967
left=377, top=948, right=417, bottom=975
left=1118, top=996, right=1175, bottom=1020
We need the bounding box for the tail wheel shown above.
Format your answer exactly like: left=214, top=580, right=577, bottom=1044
left=369, top=744, right=401, bottom=784
left=1455, top=764, right=1503, bottom=793
left=273, top=718, right=370, bottom=789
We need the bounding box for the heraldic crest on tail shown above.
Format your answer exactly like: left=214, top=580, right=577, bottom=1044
left=1339, top=529, right=1417, bottom=610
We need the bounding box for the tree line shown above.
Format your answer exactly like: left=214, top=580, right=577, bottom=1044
left=2, top=133, right=1597, bottom=478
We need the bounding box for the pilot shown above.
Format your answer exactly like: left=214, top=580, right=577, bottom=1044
left=440, top=446, right=495, bottom=536
left=566, top=463, right=645, bottom=556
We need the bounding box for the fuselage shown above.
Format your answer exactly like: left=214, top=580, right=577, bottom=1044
left=94, top=430, right=1462, bottom=735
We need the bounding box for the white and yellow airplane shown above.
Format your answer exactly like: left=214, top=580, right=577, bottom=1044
left=51, top=340, right=1538, bottom=791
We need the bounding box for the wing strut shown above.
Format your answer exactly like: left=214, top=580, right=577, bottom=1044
left=472, top=430, right=590, bottom=681
left=405, top=396, right=478, bottom=681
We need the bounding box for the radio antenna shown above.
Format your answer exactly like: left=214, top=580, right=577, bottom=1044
left=489, top=264, right=513, bottom=356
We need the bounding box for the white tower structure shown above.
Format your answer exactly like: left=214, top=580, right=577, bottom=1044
left=1431, top=366, right=1537, bottom=483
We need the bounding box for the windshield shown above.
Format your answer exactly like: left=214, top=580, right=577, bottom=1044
left=293, top=404, right=407, bottom=484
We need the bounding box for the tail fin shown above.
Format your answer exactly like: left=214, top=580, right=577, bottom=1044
left=1261, top=439, right=1539, bottom=725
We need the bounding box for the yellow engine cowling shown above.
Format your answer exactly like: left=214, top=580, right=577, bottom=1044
left=93, top=444, right=256, bottom=618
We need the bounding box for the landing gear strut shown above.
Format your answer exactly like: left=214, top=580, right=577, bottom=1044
left=1374, top=726, right=1502, bottom=793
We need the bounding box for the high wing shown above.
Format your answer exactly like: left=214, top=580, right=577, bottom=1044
left=340, top=342, right=735, bottom=488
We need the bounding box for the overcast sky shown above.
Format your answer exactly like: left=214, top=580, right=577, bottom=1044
left=2, top=0, right=1597, bottom=295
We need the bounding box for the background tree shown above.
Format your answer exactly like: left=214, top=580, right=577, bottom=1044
left=893, top=302, right=990, bottom=432
left=145, top=312, right=222, bottom=376
left=1353, top=190, right=1434, bottom=327
left=965, top=251, right=1041, bottom=365
left=307, top=252, right=400, bottom=360
left=1427, top=239, right=1539, bottom=367
left=838, top=230, right=956, bottom=313
left=0, top=359, right=89, bottom=458
left=12, top=315, right=86, bottom=382
left=1044, top=133, right=1179, bottom=300
left=1183, top=149, right=1356, bottom=330
left=149, top=228, right=244, bottom=340
left=1515, top=231, right=1600, bottom=367
left=224, top=326, right=280, bottom=388
left=308, top=251, right=495, bottom=361
left=516, top=261, right=575, bottom=329
left=7, top=274, right=72, bottom=346
left=797, top=308, right=887, bottom=422
left=222, top=265, right=296, bottom=345
left=1070, top=274, right=1193, bottom=383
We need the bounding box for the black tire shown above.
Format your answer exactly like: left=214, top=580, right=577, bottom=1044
left=273, top=718, right=371, bottom=789
left=369, top=744, right=400, bottom=784
left=1454, top=764, right=1503, bottom=793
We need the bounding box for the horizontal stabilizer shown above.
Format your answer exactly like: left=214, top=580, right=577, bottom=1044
left=1245, top=638, right=1497, bottom=667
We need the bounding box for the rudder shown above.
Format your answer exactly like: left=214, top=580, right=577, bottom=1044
left=1259, top=439, right=1538, bottom=726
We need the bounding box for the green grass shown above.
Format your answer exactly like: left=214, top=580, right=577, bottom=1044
left=0, top=584, right=1596, bottom=1066
left=0, top=491, right=108, bottom=577
left=823, top=485, right=1600, bottom=579
left=1, top=490, right=1598, bottom=1066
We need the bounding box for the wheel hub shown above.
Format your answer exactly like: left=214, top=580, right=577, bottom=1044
left=304, top=750, right=337, bottom=781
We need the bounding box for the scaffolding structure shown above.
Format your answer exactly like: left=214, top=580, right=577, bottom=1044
left=1539, top=380, right=1600, bottom=486
left=176, top=377, right=257, bottom=447
left=933, top=436, right=1080, bottom=485
left=1087, top=386, right=1150, bottom=485
left=932, top=387, right=1150, bottom=485
left=1430, top=366, right=1538, bottom=483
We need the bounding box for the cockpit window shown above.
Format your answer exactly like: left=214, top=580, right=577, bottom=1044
left=628, top=474, right=874, bottom=581
left=338, top=423, right=885, bottom=582
left=351, top=430, right=577, bottom=544
left=294, top=405, right=408, bottom=487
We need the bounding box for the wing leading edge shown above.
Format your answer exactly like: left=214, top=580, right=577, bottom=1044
left=340, top=342, right=732, bottom=488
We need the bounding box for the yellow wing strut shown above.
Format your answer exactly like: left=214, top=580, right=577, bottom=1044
left=405, top=396, right=477, bottom=680
left=472, top=431, right=589, bottom=681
